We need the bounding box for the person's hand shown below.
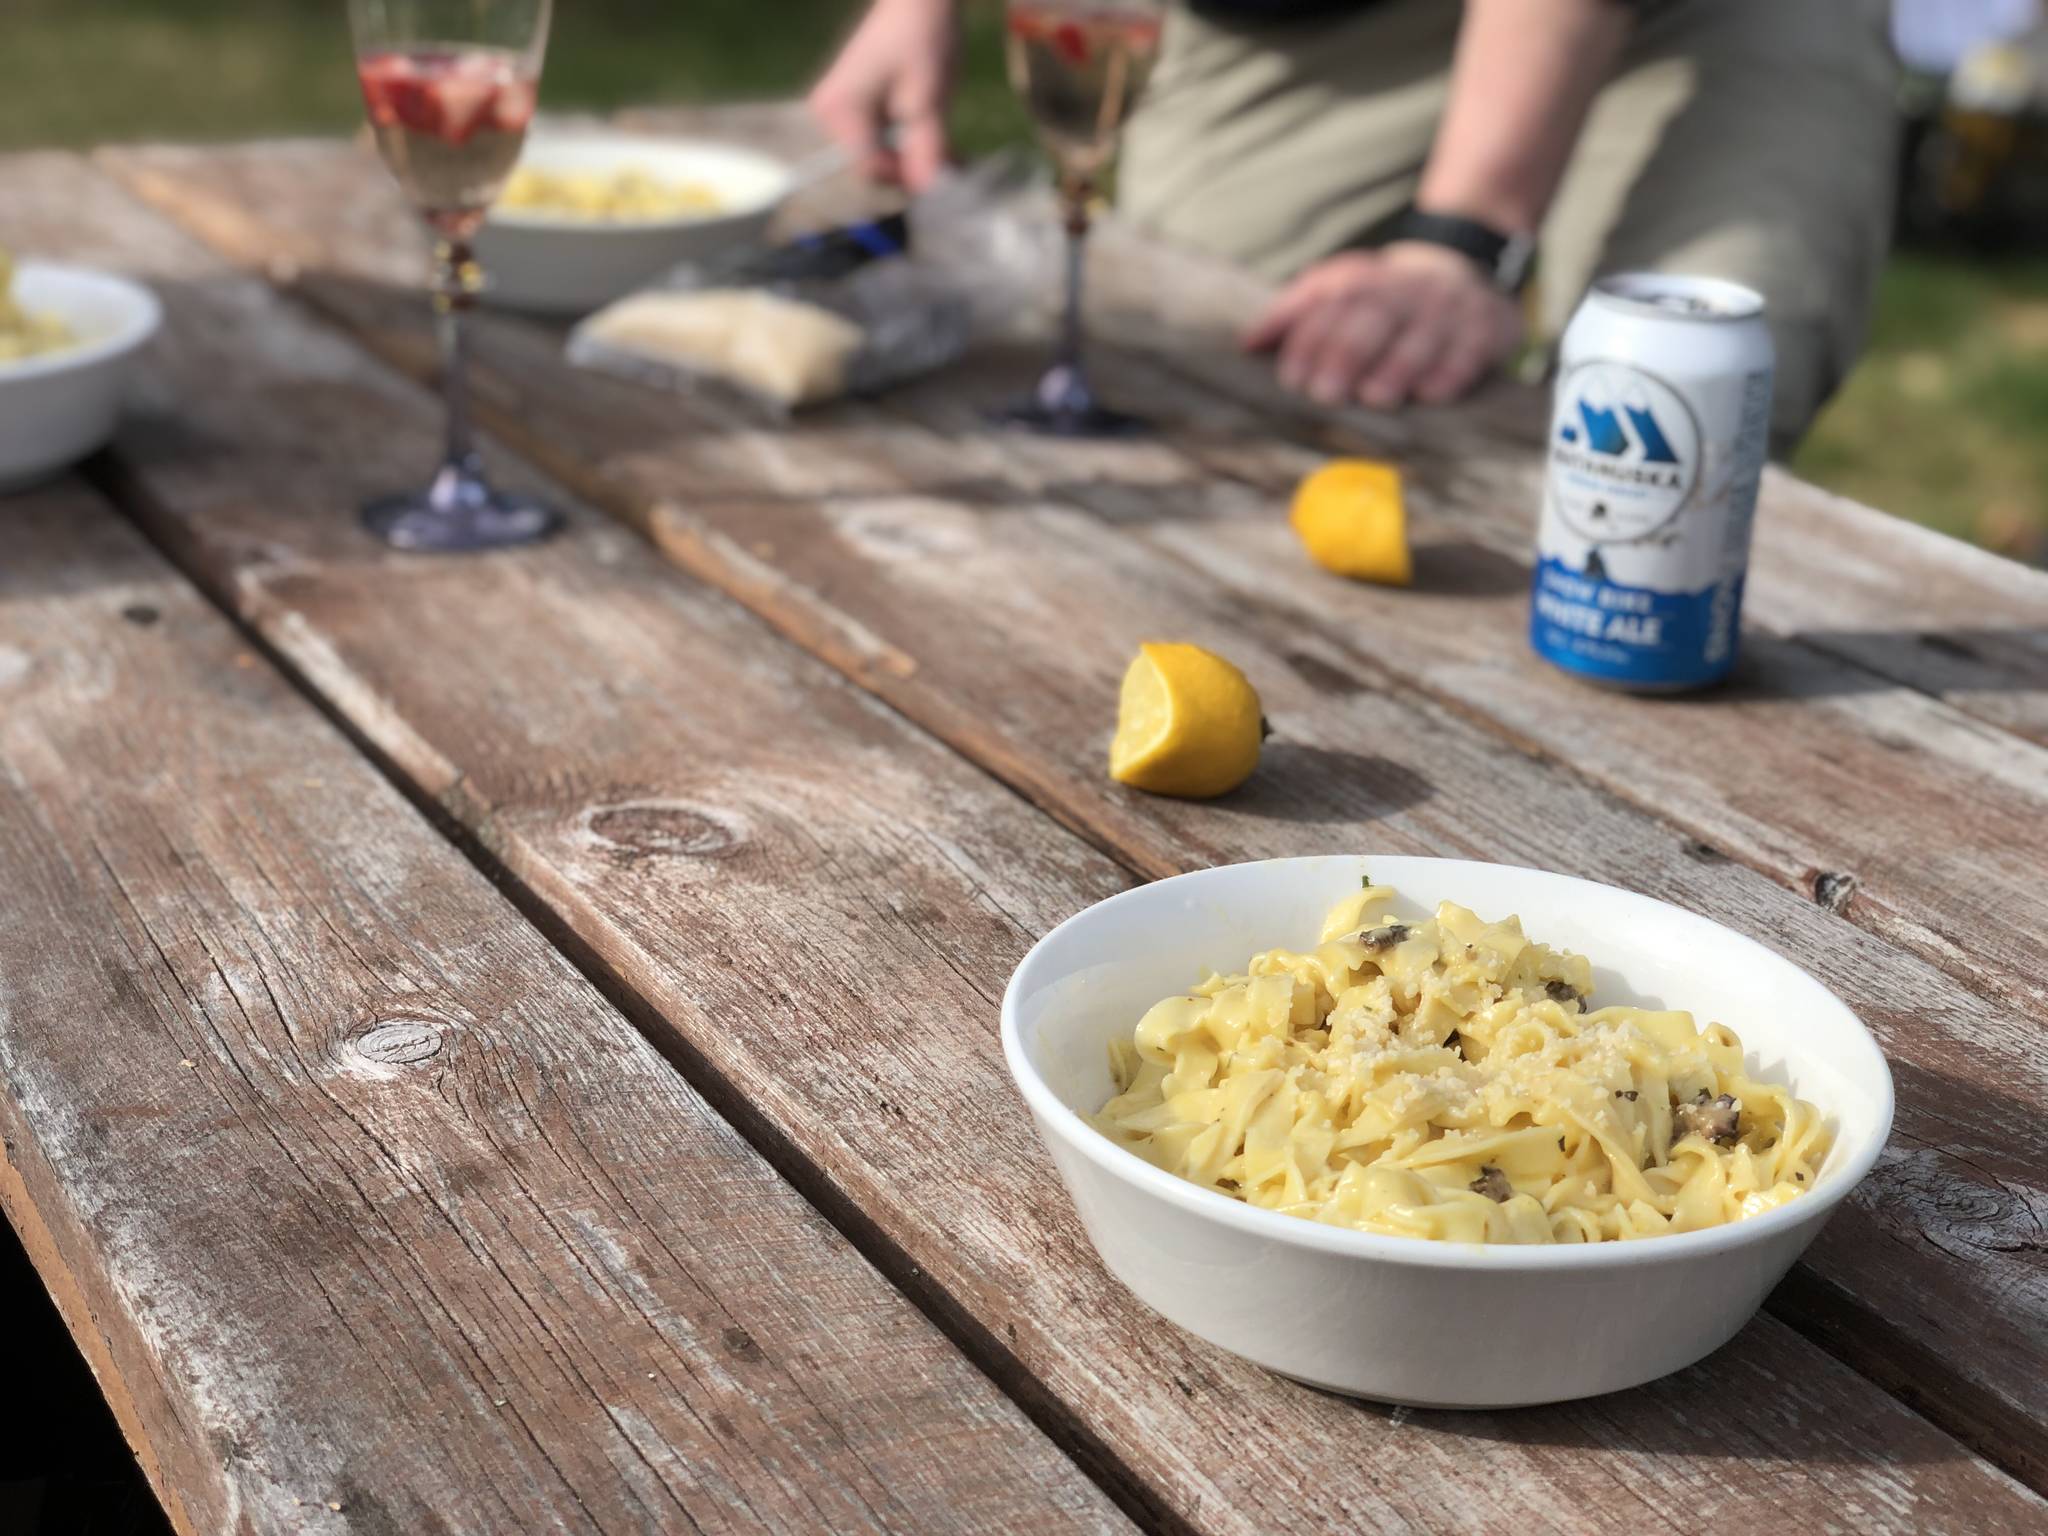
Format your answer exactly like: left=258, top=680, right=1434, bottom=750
left=807, top=0, right=959, bottom=192
left=1244, top=241, right=1525, bottom=409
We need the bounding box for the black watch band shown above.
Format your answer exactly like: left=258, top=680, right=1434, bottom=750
left=1385, top=207, right=1537, bottom=295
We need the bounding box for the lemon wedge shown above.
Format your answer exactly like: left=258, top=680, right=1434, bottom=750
left=1290, top=459, right=1411, bottom=586
left=1109, top=642, right=1264, bottom=799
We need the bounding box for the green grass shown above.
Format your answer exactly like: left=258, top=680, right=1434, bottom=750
left=7, top=1, right=2043, bottom=562
left=0, top=0, right=1025, bottom=156
left=1793, top=251, right=2048, bottom=561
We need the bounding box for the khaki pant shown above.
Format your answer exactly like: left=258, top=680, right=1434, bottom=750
left=1121, top=0, right=1899, bottom=442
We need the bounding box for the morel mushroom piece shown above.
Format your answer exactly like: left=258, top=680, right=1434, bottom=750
left=1542, top=979, right=1586, bottom=1010
left=1469, top=1165, right=1512, bottom=1202
left=1358, top=922, right=1412, bottom=951
left=1672, top=1090, right=1741, bottom=1146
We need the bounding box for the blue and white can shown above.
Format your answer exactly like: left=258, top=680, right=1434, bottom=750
left=1530, top=274, right=1774, bottom=691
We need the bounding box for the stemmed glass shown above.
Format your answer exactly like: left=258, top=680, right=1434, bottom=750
left=349, top=0, right=557, bottom=551
left=997, top=0, right=1163, bottom=436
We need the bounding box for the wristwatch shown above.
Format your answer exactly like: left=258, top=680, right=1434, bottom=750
left=1384, top=207, right=1537, bottom=295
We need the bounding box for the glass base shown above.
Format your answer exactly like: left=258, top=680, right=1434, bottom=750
left=991, top=363, right=1148, bottom=438
left=361, top=456, right=560, bottom=552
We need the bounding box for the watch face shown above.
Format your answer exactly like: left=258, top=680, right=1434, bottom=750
left=1496, top=235, right=1537, bottom=294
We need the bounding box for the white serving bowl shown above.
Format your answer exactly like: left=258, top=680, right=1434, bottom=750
left=1002, top=854, right=1893, bottom=1408
left=476, top=129, right=793, bottom=314
left=0, top=263, right=161, bottom=492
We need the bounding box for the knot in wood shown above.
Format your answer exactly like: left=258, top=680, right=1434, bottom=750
left=721, top=1325, right=765, bottom=1362
left=1811, top=870, right=1859, bottom=914
left=353, top=1019, right=444, bottom=1067
left=584, top=801, right=744, bottom=862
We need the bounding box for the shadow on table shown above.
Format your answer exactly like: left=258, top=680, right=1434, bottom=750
left=1408, top=541, right=1529, bottom=598
left=1702, top=628, right=2048, bottom=704
left=0, top=466, right=201, bottom=607
left=1222, top=744, right=1434, bottom=826
left=1324, top=1275, right=1974, bottom=1471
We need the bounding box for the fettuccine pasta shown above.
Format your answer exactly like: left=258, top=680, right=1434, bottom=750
left=0, top=247, right=74, bottom=363
left=1093, top=883, right=1831, bottom=1244
left=499, top=166, right=726, bottom=221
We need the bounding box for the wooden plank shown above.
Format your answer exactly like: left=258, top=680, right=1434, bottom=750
left=1062, top=188, right=2048, bottom=746
left=85, top=136, right=2048, bottom=1490
left=885, top=129, right=2048, bottom=744
left=93, top=131, right=2048, bottom=1028
left=0, top=479, right=1130, bottom=1534
left=95, top=133, right=2048, bottom=1036
left=985, top=215, right=2048, bottom=1018
left=115, top=106, right=2048, bottom=729
left=890, top=341, right=2048, bottom=1025
left=635, top=102, right=2048, bottom=746
left=1744, top=470, right=2048, bottom=741
left=32, top=154, right=2048, bottom=1533
left=472, top=350, right=2048, bottom=1482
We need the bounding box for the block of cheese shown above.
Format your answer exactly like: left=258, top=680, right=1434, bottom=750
left=579, top=288, right=866, bottom=408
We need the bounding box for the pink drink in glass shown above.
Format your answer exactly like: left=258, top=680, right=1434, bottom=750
left=356, top=48, right=537, bottom=232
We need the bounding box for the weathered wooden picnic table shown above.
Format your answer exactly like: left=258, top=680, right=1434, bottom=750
left=4, top=101, right=2048, bottom=1534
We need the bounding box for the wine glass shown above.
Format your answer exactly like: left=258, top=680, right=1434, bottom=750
left=997, top=0, right=1163, bottom=436
left=349, top=0, right=557, bottom=551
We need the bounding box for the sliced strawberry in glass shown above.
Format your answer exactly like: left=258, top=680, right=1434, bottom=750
left=431, top=70, right=498, bottom=144
left=355, top=52, right=411, bottom=128
left=490, top=78, right=537, bottom=135
left=389, top=74, right=446, bottom=135
left=1051, top=21, right=1090, bottom=64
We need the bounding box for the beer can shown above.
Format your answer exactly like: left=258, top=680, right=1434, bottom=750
left=1530, top=274, right=1774, bottom=691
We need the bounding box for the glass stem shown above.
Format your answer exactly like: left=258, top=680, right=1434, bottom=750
left=1056, top=178, right=1091, bottom=385
left=429, top=231, right=481, bottom=472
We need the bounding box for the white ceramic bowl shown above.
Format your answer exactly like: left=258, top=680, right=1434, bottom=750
left=0, top=263, right=160, bottom=492
left=1002, top=854, right=1893, bottom=1408
left=476, top=129, right=793, bottom=314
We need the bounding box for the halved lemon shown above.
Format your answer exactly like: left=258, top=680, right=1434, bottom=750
left=1290, top=458, right=1412, bottom=586
left=1109, top=642, right=1264, bottom=799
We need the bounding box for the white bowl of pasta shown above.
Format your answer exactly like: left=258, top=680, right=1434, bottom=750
left=477, top=129, right=793, bottom=314
left=0, top=261, right=160, bottom=492
left=1001, top=854, right=1893, bottom=1407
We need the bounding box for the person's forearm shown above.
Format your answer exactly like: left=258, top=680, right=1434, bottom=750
left=1416, top=0, right=1633, bottom=234
left=877, top=0, right=955, bottom=20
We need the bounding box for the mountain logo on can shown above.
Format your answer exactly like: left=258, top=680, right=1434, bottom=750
left=1548, top=361, right=1700, bottom=543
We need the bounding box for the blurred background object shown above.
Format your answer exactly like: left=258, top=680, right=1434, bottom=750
left=4, top=0, right=2043, bottom=565
left=1808, top=0, right=2048, bottom=564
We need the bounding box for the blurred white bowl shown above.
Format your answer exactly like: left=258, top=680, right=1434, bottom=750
left=0, top=263, right=160, bottom=492
left=477, top=129, right=793, bottom=314
left=1002, top=854, right=1893, bottom=1408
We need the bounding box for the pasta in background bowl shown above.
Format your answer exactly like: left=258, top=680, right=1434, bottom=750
left=0, top=247, right=78, bottom=363
left=0, top=259, right=159, bottom=491
left=498, top=165, right=728, bottom=223
left=477, top=128, right=792, bottom=314
left=1001, top=855, right=1893, bottom=1407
